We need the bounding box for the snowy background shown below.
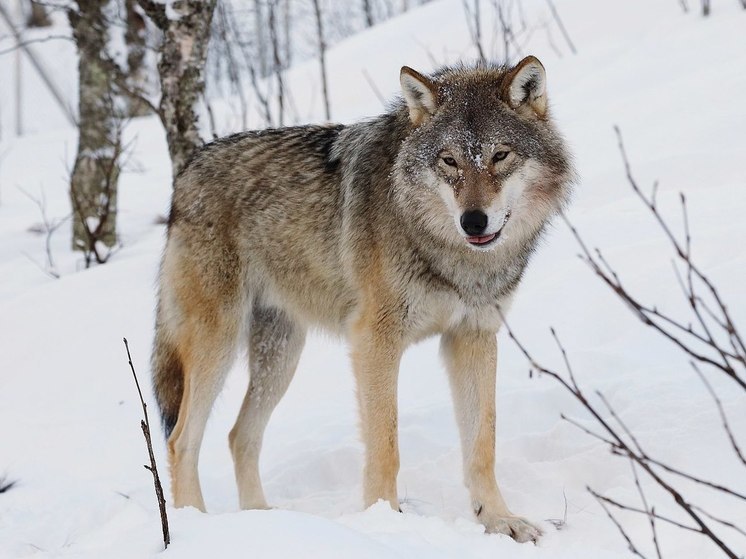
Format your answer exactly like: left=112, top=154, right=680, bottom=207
left=1, top=0, right=745, bottom=557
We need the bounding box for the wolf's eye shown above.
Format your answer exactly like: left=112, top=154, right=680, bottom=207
left=492, top=151, right=510, bottom=163
left=442, top=156, right=458, bottom=167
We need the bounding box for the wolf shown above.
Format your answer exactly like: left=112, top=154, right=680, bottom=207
left=152, top=55, right=573, bottom=543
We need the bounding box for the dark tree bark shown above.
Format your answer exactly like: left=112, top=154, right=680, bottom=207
left=27, top=0, right=52, bottom=27
left=363, top=0, right=375, bottom=27
left=138, top=0, right=217, bottom=178
left=124, top=0, right=150, bottom=116
left=69, top=0, right=121, bottom=258
left=363, top=0, right=374, bottom=26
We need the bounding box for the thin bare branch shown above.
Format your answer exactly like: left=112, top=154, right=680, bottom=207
left=691, top=362, right=746, bottom=466
left=590, top=488, right=699, bottom=534
left=692, top=505, right=746, bottom=538
left=362, top=68, right=386, bottom=108
left=0, top=34, right=72, bottom=56
left=592, top=490, right=649, bottom=559
left=544, top=0, right=577, bottom=54
left=123, top=338, right=170, bottom=549
left=0, top=476, right=16, bottom=493
left=630, top=462, right=662, bottom=559
left=503, top=315, right=742, bottom=557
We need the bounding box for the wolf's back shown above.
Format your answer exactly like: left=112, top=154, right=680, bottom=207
left=151, top=124, right=352, bottom=438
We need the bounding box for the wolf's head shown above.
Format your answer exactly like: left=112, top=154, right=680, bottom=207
left=393, top=57, right=573, bottom=252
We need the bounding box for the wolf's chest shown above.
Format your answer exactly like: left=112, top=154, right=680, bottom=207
left=405, top=269, right=518, bottom=338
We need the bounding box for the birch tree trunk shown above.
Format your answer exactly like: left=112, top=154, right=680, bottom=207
left=69, top=0, right=121, bottom=259
left=138, top=0, right=217, bottom=178
left=124, top=0, right=150, bottom=116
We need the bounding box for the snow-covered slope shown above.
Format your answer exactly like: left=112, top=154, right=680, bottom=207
left=1, top=1, right=745, bottom=557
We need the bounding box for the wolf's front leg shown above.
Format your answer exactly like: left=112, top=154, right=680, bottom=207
left=350, top=303, right=405, bottom=511
left=441, top=329, right=541, bottom=543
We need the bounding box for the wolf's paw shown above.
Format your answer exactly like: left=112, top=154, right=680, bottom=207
left=483, top=514, right=542, bottom=543
left=238, top=497, right=271, bottom=511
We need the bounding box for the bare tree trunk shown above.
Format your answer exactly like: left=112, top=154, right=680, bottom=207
left=268, top=0, right=284, bottom=126
left=27, top=0, right=51, bottom=27
left=124, top=0, right=150, bottom=116
left=544, top=0, right=577, bottom=54
left=473, top=0, right=483, bottom=62
left=15, top=44, right=21, bottom=136
left=702, top=0, right=711, bottom=15
left=282, top=0, right=292, bottom=68
left=209, top=1, right=249, bottom=128
left=253, top=0, right=268, bottom=76
left=0, top=2, right=77, bottom=127
left=138, top=0, right=217, bottom=178
left=462, top=0, right=485, bottom=63
left=69, top=0, right=121, bottom=259
left=363, top=0, right=374, bottom=26
left=311, top=0, right=330, bottom=121
left=496, top=0, right=510, bottom=63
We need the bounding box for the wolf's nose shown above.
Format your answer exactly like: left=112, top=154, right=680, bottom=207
left=460, top=210, right=488, bottom=236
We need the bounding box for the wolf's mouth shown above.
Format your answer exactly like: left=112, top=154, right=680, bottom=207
left=466, top=209, right=511, bottom=248
left=466, top=232, right=499, bottom=245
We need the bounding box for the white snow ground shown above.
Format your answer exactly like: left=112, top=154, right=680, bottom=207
left=1, top=1, right=745, bottom=557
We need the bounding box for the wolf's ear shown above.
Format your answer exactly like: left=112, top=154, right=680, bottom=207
left=400, top=66, right=438, bottom=125
left=502, top=56, right=547, bottom=118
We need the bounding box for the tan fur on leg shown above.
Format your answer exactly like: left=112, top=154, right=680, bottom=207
left=349, top=288, right=405, bottom=510
left=163, top=236, right=243, bottom=511
left=441, top=329, right=541, bottom=543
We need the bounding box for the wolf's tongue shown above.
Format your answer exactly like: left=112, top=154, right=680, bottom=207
left=467, top=233, right=497, bottom=245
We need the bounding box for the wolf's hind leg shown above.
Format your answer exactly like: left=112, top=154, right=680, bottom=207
left=160, top=233, right=244, bottom=512
left=167, top=304, right=242, bottom=512
left=441, top=329, right=541, bottom=543
left=229, top=304, right=306, bottom=510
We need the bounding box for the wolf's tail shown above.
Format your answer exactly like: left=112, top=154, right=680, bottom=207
left=151, top=304, right=184, bottom=440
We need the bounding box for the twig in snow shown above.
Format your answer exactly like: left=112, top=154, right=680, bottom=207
left=592, top=491, right=650, bottom=559
left=19, top=185, right=69, bottom=279
left=497, top=126, right=746, bottom=557
left=0, top=476, right=16, bottom=493
left=123, top=337, right=170, bottom=549
left=545, top=489, right=568, bottom=530
left=502, top=318, right=743, bottom=558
